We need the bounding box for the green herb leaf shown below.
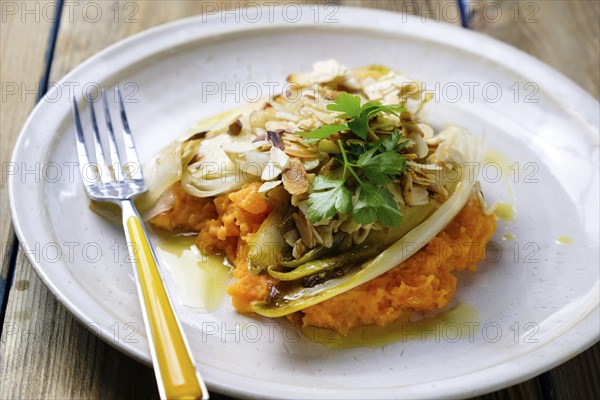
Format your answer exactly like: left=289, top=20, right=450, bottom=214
left=300, top=95, right=410, bottom=228
left=347, top=117, right=369, bottom=140
left=307, top=176, right=352, bottom=223
left=306, top=93, right=408, bottom=142
left=326, top=92, right=363, bottom=118
left=382, top=130, right=401, bottom=152
left=376, top=104, right=404, bottom=116
left=300, top=124, right=348, bottom=143
left=359, top=151, right=406, bottom=185
left=355, top=142, right=381, bottom=165
left=382, top=132, right=409, bottom=153
left=353, top=183, right=403, bottom=228
left=311, top=175, right=342, bottom=190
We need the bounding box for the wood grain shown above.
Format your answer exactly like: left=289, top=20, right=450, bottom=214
left=0, top=251, right=159, bottom=399
left=473, top=0, right=599, bottom=99
left=345, top=0, right=462, bottom=24
left=0, top=0, right=54, bottom=306
left=1, top=1, right=598, bottom=399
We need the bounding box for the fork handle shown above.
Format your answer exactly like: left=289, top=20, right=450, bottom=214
left=121, top=200, right=207, bottom=400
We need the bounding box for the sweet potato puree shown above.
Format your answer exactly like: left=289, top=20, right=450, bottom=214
left=151, top=182, right=496, bottom=335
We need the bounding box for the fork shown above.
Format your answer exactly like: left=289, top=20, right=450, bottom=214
left=73, top=88, right=208, bottom=400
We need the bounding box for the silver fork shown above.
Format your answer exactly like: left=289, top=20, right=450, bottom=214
left=73, top=88, right=208, bottom=400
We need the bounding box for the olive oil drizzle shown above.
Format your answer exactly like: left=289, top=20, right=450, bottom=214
left=301, top=303, right=479, bottom=349
left=155, top=234, right=231, bottom=312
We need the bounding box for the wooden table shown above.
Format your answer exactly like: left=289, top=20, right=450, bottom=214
left=1, top=1, right=598, bottom=398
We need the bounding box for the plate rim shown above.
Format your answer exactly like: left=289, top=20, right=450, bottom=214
left=9, top=6, right=600, bottom=399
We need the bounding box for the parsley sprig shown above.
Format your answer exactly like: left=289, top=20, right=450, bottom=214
left=304, top=93, right=410, bottom=228
left=307, top=138, right=406, bottom=228
left=301, top=92, right=408, bottom=227
left=302, top=92, right=405, bottom=143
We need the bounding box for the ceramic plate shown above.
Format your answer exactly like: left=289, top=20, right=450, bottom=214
left=9, top=7, right=599, bottom=399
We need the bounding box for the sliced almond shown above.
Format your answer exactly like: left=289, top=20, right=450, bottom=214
left=293, top=212, right=316, bottom=249
left=409, top=132, right=429, bottom=158
left=292, top=238, right=307, bottom=259
left=258, top=180, right=282, bottom=193
left=282, top=158, right=309, bottom=195
left=400, top=110, right=424, bottom=138
left=282, top=141, right=319, bottom=158
left=401, top=172, right=413, bottom=206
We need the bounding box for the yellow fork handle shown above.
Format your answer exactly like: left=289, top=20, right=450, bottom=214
left=122, top=200, right=207, bottom=400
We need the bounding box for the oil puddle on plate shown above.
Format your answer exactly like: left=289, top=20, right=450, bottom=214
left=155, top=234, right=231, bottom=312
left=555, top=236, right=573, bottom=245
left=302, top=303, right=478, bottom=349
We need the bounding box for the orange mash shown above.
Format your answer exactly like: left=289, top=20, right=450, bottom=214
left=151, top=182, right=496, bottom=335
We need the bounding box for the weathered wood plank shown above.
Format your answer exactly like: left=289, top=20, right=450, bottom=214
left=471, top=378, right=544, bottom=400
left=0, top=251, right=159, bottom=399
left=344, top=0, right=462, bottom=24
left=472, top=0, right=599, bottom=99
left=0, top=0, right=54, bottom=310
left=547, top=342, right=600, bottom=400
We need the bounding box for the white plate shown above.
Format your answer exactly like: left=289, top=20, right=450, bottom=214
left=9, top=7, right=599, bottom=399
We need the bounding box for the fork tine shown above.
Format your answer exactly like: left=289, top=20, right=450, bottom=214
left=101, top=89, right=126, bottom=182
left=87, top=93, right=113, bottom=183
left=117, top=88, right=143, bottom=181
left=72, top=96, right=94, bottom=184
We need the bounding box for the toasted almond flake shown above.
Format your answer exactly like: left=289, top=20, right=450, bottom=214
left=400, top=110, right=424, bottom=138
left=412, top=185, right=430, bottom=205
left=311, top=225, right=324, bottom=245
left=275, top=110, right=300, bottom=122
left=418, top=123, right=434, bottom=138
left=287, top=59, right=360, bottom=90
left=265, top=120, right=298, bottom=133
left=411, top=171, right=436, bottom=187
left=293, top=212, right=316, bottom=249
left=296, top=199, right=308, bottom=214
left=340, top=217, right=361, bottom=234
left=292, top=238, right=307, bottom=259
left=222, top=140, right=265, bottom=154
left=291, top=193, right=308, bottom=208
left=406, top=160, right=442, bottom=171
left=282, top=158, right=309, bottom=195
left=427, top=181, right=449, bottom=197
left=353, top=224, right=373, bottom=245
left=328, top=216, right=347, bottom=232
left=281, top=133, right=307, bottom=144
left=386, top=182, right=405, bottom=206
left=261, top=147, right=289, bottom=181
left=409, top=132, right=428, bottom=158
left=401, top=173, right=413, bottom=206
left=302, top=157, right=321, bottom=171
left=282, top=142, right=319, bottom=158
left=315, top=226, right=334, bottom=248
left=258, top=180, right=282, bottom=193
left=283, top=229, right=300, bottom=247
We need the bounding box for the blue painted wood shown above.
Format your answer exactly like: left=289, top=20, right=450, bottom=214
left=0, top=0, right=65, bottom=337
left=0, top=237, right=19, bottom=330
left=37, top=0, right=65, bottom=100
left=457, top=0, right=470, bottom=28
